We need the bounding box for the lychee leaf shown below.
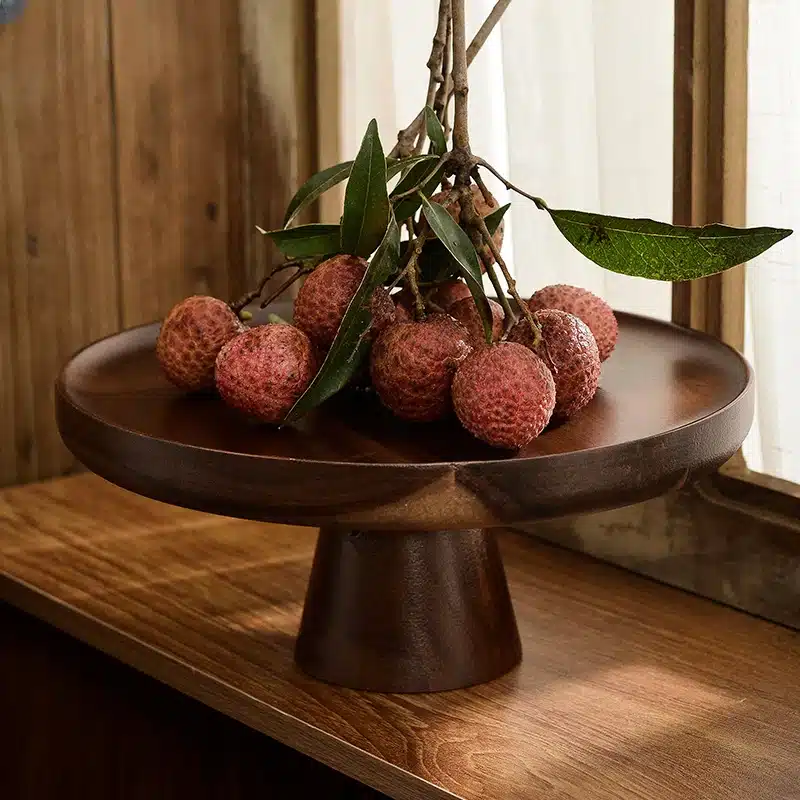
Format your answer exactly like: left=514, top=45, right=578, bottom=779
left=483, top=203, right=511, bottom=235
left=419, top=195, right=493, bottom=344
left=285, top=215, right=401, bottom=422
left=424, top=106, right=447, bottom=157
left=391, top=158, right=448, bottom=222
left=341, top=119, right=391, bottom=258
left=283, top=156, right=439, bottom=229
left=545, top=208, right=793, bottom=281
left=261, top=224, right=341, bottom=259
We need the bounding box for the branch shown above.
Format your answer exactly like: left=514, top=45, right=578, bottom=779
left=259, top=267, right=312, bottom=309
left=388, top=0, right=513, bottom=158
left=415, top=0, right=451, bottom=156
left=468, top=225, right=516, bottom=334
left=389, top=152, right=451, bottom=201
left=229, top=259, right=305, bottom=313
left=474, top=159, right=546, bottom=209
left=434, top=13, right=453, bottom=140
left=467, top=0, right=512, bottom=64
left=451, top=0, right=470, bottom=152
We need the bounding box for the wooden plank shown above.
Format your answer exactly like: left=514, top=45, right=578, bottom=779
left=239, top=0, right=317, bottom=299
left=1, top=475, right=798, bottom=800
left=110, top=0, right=245, bottom=327
left=0, top=0, right=119, bottom=485
left=671, top=0, right=748, bottom=350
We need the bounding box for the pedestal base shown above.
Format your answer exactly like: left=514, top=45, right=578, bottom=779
left=294, top=528, right=522, bottom=693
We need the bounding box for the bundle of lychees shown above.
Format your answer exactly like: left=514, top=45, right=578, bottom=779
left=156, top=0, right=788, bottom=450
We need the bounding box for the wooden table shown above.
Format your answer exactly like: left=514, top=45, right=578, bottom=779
left=1, top=474, right=798, bottom=799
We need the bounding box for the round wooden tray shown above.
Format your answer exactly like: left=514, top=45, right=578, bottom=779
left=55, top=311, right=754, bottom=693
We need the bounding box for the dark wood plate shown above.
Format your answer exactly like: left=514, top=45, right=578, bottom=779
left=54, top=311, right=755, bottom=692
left=55, top=312, right=754, bottom=532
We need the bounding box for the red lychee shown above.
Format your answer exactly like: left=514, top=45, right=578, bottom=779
left=369, top=286, right=397, bottom=336
left=215, top=324, right=318, bottom=423
left=429, top=279, right=472, bottom=310
left=293, top=254, right=367, bottom=351
left=156, top=295, right=244, bottom=392
left=447, top=297, right=505, bottom=347
left=423, top=184, right=504, bottom=268
left=527, top=284, right=618, bottom=362
left=452, top=342, right=556, bottom=449
left=392, top=288, right=415, bottom=324
left=509, top=309, right=600, bottom=419
left=370, top=315, right=472, bottom=422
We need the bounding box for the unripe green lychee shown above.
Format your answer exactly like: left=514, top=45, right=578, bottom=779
left=156, top=295, right=244, bottom=392
left=447, top=296, right=505, bottom=347
left=452, top=342, right=556, bottom=449
left=293, top=254, right=368, bottom=351
left=370, top=314, right=472, bottom=422
left=527, top=284, right=618, bottom=362
left=509, top=309, right=600, bottom=419
left=215, top=324, right=318, bottom=423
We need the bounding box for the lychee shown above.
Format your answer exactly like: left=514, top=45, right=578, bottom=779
left=370, top=315, right=472, bottom=421
left=527, top=284, right=618, bottom=362
left=392, top=288, right=415, bottom=324
left=452, top=342, right=556, bottom=449
left=423, top=184, right=504, bottom=268
left=448, top=296, right=505, bottom=346
left=429, top=279, right=472, bottom=310
left=293, top=254, right=367, bottom=351
left=509, top=309, right=600, bottom=419
left=369, top=286, right=397, bottom=336
left=215, top=324, right=318, bottom=423
left=156, top=295, right=244, bottom=392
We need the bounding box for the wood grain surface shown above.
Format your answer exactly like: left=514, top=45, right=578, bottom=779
left=55, top=312, right=754, bottom=530
left=1, top=475, right=798, bottom=800
left=0, top=0, right=119, bottom=485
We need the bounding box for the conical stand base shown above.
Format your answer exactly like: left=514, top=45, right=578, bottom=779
left=294, top=528, right=522, bottom=693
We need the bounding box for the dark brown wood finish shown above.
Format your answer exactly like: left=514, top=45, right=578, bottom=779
left=0, top=601, right=386, bottom=799
left=295, top=528, right=521, bottom=692
left=1, top=476, right=798, bottom=800
left=55, top=313, right=753, bottom=531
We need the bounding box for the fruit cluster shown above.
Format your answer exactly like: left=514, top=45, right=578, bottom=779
left=156, top=256, right=617, bottom=450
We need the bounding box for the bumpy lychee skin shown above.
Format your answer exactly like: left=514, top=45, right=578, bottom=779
left=215, top=324, right=317, bottom=424
left=430, top=279, right=472, bottom=311
left=448, top=297, right=505, bottom=347
left=424, top=184, right=504, bottom=268
left=509, top=309, right=601, bottom=419
left=527, top=284, right=618, bottom=362
left=452, top=343, right=556, bottom=450
left=293, top=254, right=368, bottom=351
left=370, top=316, right=472, bottom=422
left=156, top=295, right=244, bottom=392
left=369, top=286, right=396, bottom=336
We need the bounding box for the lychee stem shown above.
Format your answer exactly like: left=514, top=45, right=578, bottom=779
left=259, top=267, right=312, bottom=310
left=434, top=14, right=453, bottom=142
left=229, top=259, right=306, bottom=313
left=404, top=232, right=429, bottom=320
left=391, top=152, right=451, bottom=202
left=388, top=0, right=512, bottom=159
left=451, top=0, right=470, bottom=154
left=415, top=0, right=451, bottom=156
left=474, top=157, right=546, bottom=210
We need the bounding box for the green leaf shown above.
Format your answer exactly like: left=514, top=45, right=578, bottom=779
left=261, top=224, right=341, bottom=259
left=419, top=195, right=493, bottom=343
left=483, top=203, right=511, bottom=236
left=386, top=154, right=439, bottom=180
left=424, top=106, right=447, bottom=156
left=286, top=216, right=401, bottom=422
left=545, top=208, right=793, bottom=281
left=283, top=161, right=353, bottom=228
left=391, top=158, right=448, bottom=222
left=418, top=202, right=510, bottom=284
left=341, top=119, right=390, bottom=258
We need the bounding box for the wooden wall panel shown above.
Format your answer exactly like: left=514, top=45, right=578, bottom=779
left=0, top=0, right=119, bottom=485
left=239, top=0, right=317, bottom=293
left=110, top=0, right=245, bottom=327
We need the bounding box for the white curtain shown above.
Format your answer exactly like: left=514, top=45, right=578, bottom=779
left=743, top=0, right=800, bottom=483
left=337, top=0, right=674, bottom=320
